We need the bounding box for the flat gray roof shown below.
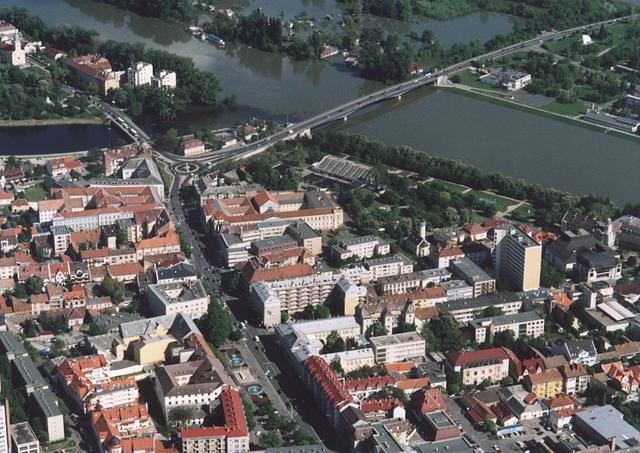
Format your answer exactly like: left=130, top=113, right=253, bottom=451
left=370, top=331, right=424, bottom=347
left=13, top=356, right=48, bottom=390
left=450, top=257, right=494, bottom=283
left=0, top=332, right=27, bottom=357
left=365, top=254, right=412, bottom=267
left=574, top=405, right=640, bottom=449
left=440, top=293, right=521, bottom=312
left=469, top=310, right=542, bottom=329
left=32, top=389, right=62, bottom=418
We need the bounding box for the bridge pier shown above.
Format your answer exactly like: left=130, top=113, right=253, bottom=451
left=343, top=116, right=348, bottom=122
left=397, top=94, right=402, bottom=100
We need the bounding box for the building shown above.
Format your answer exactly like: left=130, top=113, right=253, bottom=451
left=10, top=423, right=39, bottom=453
left=445, top=348, right=511, bottom=386
left=364, top=254, right=413, bottom=280
left=582, top=111, right=640, bottom=134
left=61, top=54, right=120, bottom=95
left=153, top=356, right=234, bottom=423
left=0, top=400, right=9, bottom=453
left=0, top=331, right=27, bottom=360
left=147, top=280, right=209, bottom=320
left=494, top=225, right=541, bottom=291
left=420, top=411, right=462, bottom=442
left=181, top=139, right=206, bottom=157
left=369, top=332, right=425, bottom=364
left=438, top=293, right=522, bottom=325
left=330, top=235, right=390, bottom=261
left=559, top=364, right=589, bottom=395
left=497, top=385, right=547, bottom=421
left=573, top=405, right=640, bottom=450
left=545, top=230, right=621, bottom=283
left=204, top=190, right=344, bottom=232
left=151, top=69, right=177, bottom=88
left=524, top=368, right=563, bottom=399
left=550, top=339, right=598, bottom=367
left=55, top=355, right=139, bottom=413
left=0, top=32, right=26, bottom=66
left=480, top=68, right=531, bottom=90
left=561, top=211, right=615, bottom=248
left=309, top=155, right=371, bottom=186
left=127, top=61, right=153, bottom=86
left=180, top=388, right=249, bottom=453
left=450, top=257, right=495, bottom=298
left=30, top=389, right=64, bottom=442
left=12, top=356, right=49, bottom=394
left=469, top=311, right=544, bottom=343
left=46, top=156, right=82, bottom=178
left=91, top=403, right=153, bottom=451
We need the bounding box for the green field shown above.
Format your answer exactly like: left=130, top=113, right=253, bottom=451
left=468, top=190, right=515, bottom=212
left=541, top=102, right=588, bottom=116
left=24, top=186, right=46, bottom=202
left=431, top=179, right=469, bottom=194
left=510, top=203, right=536, bottom=223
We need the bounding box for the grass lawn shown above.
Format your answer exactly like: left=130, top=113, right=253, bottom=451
left=510, top=203, right=536, bottom=223
left=430, top=179, right=469, bottom=194
left=469, top=210, right=488, bottom=224
left=541, top=102, right=587, bottom=116
left=454, top=69, right=504, bottom=93
left=468, top=190, right=516, bottom=212
left=24, top=185, right=46, bottom=202
left=153, top=158, right=173, bottom=196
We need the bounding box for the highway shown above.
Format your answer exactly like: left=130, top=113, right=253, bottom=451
left=152, top=12, right=638, bottom=166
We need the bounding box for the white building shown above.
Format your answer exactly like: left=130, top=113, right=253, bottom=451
left=147, top=280, right=209, bottom=320
left=369, top=332, right=425, bottom=364
left=364, top=254, right=414, bottom=281
left=31, top=390, right=64, bottom=442
left=152, top=70, right=177, bottom=88
left=127, top=61, right=154, bottom=86
left=0, top=401, right=8, bottom=453
left=10, top=423, right=39, bottom=453
left=469, top=311, right=544, bottom=343
left=330, top=235, right=390, bottom=261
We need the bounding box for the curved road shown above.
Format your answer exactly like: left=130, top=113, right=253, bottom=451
left=150, top=13, right=638, bottom=166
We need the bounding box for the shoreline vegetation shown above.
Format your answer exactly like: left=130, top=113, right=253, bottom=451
left=0, top=117, right=103, bottom=127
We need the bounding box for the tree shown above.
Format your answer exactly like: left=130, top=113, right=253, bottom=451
left=423, top=314, right=469, bottom=352
left=259, top=430, right=283, bottom=448
left=366, top=321, right=388, bottom=339
left=116, top=227, right=129, bottom=247
left=300, top=304, right=330, bottom=320
left=482, top=419, right=497, bottom=433
left=482, top=305, right=503, bottom=318
left=25, top=276, right=44, bottom=296
left=198, top=299, right=233, bottom=348
left=101, top=275, right=125, bottom=304
left=500, top=376, right=514, bottom=386
left=322, top=331, right=346, bottom=354
left=168, top=406, right=195, bottom=426
left=541, top=259, right=565, bottom=288
left=280, top=311, right=289, bottom=323
left=156, top=128, right=181, bottom=153
left=241, top=394, right=257, bottom=430
left=493, top=330, right=516, bottom=349
left=330, top=359, right=344, bottom=375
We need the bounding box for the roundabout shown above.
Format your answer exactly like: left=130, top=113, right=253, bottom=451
left=174, top=162, right=201, bottom=174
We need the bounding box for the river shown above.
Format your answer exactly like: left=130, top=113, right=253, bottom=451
left=0, top=124, right=121, bottom=155
left=0, top=0, right=638, bottom=204
left=322, top=88, right=640, bottom=205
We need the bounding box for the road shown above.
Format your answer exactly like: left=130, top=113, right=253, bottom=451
left=152, top=12, right=639, bottom=166
left=167, top=174, right=321, bottom=444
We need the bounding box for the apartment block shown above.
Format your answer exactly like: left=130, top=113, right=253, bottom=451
left=369, top=332, right=425, bottom=364
left=469, top=311, right=544, bottom=343
left=438, top=293, right=522, bottom=325
left=147, top=280, right=209, bottom=320
left=330, top=235, right=390, bottom=261
left=446, top=348, right=511, bottom=386
left=127, top=61, right=153, bottom=86
left=365, top=254, right=413, bottom=280
left=495, top=225, right=541, bottom=291
left=524, top=368, right=563, bottom=399
left=10, top=423, right=39, bottom=453
left=450, top=257, right=495, bottom=298
left=180, top=388, right=249, bottom=453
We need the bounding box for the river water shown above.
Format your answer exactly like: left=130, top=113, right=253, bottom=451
left=0, top=0, right=638, bottom=204
left=0, top=124, right=120, bottom=155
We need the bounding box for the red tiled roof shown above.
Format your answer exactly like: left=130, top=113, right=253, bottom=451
left=446, top=347, right=511, bottom=368
left=180, top=388, right=248, bottom=439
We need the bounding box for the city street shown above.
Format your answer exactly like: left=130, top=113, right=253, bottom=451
left=167, top=175, right=325, bottom=447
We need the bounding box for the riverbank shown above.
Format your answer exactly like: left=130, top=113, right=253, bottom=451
left=443, top=86, right=640, bottom=143
left=0, top=117, right=103, bottom=127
